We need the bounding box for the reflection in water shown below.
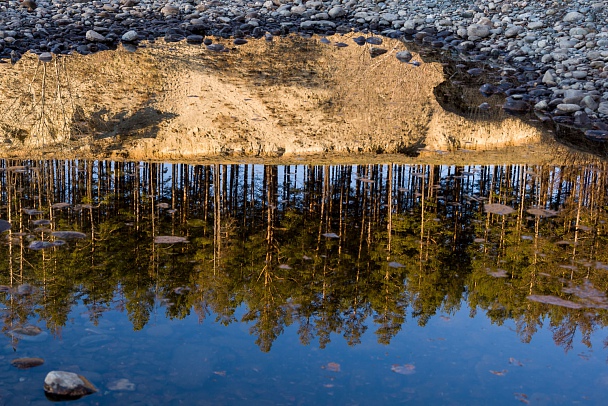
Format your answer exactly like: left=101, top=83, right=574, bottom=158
left=1, top=159, right=608, bottom=354
left=0, top=35, right=545, bottom=160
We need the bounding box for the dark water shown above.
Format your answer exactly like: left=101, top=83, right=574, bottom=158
left=1, top=160, right=608, bottom=404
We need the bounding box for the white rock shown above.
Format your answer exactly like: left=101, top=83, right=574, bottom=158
left=528, top=21, right=544, bottom=29
left=44, top=371, right=97, bottom=398
left=300, top=20, right=336, bottom=29
left=581, top=96, right=599, bottom=111
left=290, top=6, right=306, bottom=15
left=381, top=13, right=399, bottom=22
left=39, top=52, right=52, bottom=62
left=121, top=30, right=138, bottom=42
left=556, top=103, right=581, bottom=113
left=542, top=71, right=556, bottom=85
left=161, top=4, right=179, bottom=16
left=467, top=24, right=490, bottom=39
left=85, top=30, right=105, bottom=42
left=504, top=26, right=522, bottom=38
left=563, top=11, right=584, bottom=22
left=328, top=6, right=346, bottom=18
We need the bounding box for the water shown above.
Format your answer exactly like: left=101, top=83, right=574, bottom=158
left=1, top=160, right=608, bottom=404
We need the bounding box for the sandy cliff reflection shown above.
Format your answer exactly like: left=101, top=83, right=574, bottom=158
left=0, top=34, right=543, bottom=161
left=1, top=160, right=608, bottom=352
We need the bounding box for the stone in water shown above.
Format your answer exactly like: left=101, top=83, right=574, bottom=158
left=44, top=371, right=97, bottom=400
left=484, top=203, right=515, bottom=215
left=0, top=219, right=10, bottom=233
left=11, top=357, right=44, bottom=369
left=154, top=236, right=189, bottom=244
left=52, top=231, right=87, bottom=240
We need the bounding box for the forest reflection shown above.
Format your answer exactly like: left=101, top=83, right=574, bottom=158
left=1, top=160, right=608, bottom=353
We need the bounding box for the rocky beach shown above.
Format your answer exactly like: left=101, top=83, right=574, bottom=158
left=1, top=0, right=608, bottom=149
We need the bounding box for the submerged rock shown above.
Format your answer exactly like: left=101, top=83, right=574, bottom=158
left=11, top=357, right=44, bottom=369
left=44, top=371, right=98, bottom=400
left=0, top=219, right=10, bottom=233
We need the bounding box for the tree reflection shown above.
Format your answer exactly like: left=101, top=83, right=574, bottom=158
left=2, top=159, right=608, bottom=352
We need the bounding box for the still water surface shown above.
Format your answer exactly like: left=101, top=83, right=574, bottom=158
left=1, top=160, right=608, bottom=404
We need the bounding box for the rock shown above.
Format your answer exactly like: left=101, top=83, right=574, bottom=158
left=300, top=20, right=336, bottom=30
left=563, top=11, right=584, bottom=22
left=233, top=38, right=248, bottom=45
left=328, top=6, right=346, bottom=19
left=369, top=47, right=387, bottom=58
left=121, top=30, right=138, bottom=42
left=44, top=371, right=97, bottom=399
left=85, top=30, right=105, bottom=42
left=505, top=26, right=523, bottom=38
left=206, top=44, right=225, bottom=52
left=467, top=24, right=490, bottom=39
left=366, top=37, right=383, bottom=45
left=573, top=110, right=591, bottom=127
left=535, top=100, right=549, bottom=110
left=11, top=357, right=44, bottom=369
left=503, top=99, right=529, bottom=115
left=581, top=96, right=599, bottom=111
left=353, top=36, right=366, bottom=46
left=479, top=83, right=499, bottom=96
left=161, top=4, right=179, bottom=17
left=556, top=103, right=581, bottom=113
left=542, top=71, right=557, bottom=85
left=290, top=6, right=306, bottom=15
left=381, top=13, right=399, bottom=22
left=528, top=21, right=544, bottom=29
left=0, top=219, right=10, bottom=233
left=395, top=50, right=413, bottom=63
left=598, top=102, right=608, bottom=115
left=38, top=52, right=52, bottom=63
left=186, top=35, right=203, bottom=44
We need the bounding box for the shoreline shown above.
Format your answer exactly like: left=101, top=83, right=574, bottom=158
left=1, top=0, right=607, bottom=150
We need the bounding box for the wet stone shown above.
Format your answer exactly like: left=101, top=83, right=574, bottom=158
left=44, top=371, right=98, bottom=400
left=10, top=326, right=49, bottom=342
left=11, top=357, right=44, bottom=369
left=503, top=99, right=530, bottom=115
left=0, top=219, right=10, bottom=233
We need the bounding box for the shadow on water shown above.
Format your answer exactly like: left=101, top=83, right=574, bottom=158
left=2, top=159, right=608, bottom=354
